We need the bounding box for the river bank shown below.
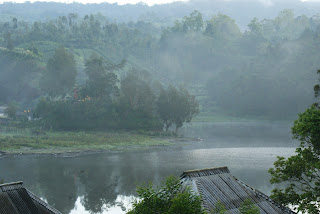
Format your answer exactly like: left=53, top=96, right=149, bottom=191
left=0, top=129, right=179, bottom=155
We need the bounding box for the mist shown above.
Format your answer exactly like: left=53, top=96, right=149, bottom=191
left=0, top=0, right=319, bottom=213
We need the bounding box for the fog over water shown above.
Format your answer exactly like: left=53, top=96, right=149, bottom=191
left=1, top=0, right=319, bottom=212
left=0, top=122, right=297, bottom=213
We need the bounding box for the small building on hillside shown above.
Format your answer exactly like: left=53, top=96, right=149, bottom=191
left=180, top=167, right=295, bottom=214
left=0, top=181, right=61, bottom=214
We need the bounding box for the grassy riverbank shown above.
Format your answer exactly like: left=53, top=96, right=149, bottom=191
left=0, top=129, right=173, bottom=154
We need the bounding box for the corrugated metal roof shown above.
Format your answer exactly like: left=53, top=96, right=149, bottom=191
left=181, top=167, right=296, bottom=214
left=0, top=181, right=62, bottom=214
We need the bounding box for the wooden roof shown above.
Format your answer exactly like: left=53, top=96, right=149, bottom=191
left=180, top=167, right=296, bottom=214
left=0, top=181, right=62, bottom=214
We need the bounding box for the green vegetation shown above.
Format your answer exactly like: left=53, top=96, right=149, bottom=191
left=156, top=86, right=199, bottom=131
left=127, top=175, right=206, bottom=214
left=33, top=54, right=198, bottom=131
left=0, top=129, right=172, bottom=154
left=40, top=46, right=77, bottom=97
left=238, top=199, right=260, bottom=214
left=269, top=71, right=320, bottom=214
left=129, top=176, right=260, bottom=214
left=0, top=5, right=319, bottom=155
left=4, top=102, right=17, bottom=119
left=213, top=199, right=260, bottom=214
left=213, top=201, right=228, bottom=214
left=0, top=8, right=318, bottom=122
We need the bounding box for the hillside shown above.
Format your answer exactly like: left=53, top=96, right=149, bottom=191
left=1, top=2, right=319, bottom=119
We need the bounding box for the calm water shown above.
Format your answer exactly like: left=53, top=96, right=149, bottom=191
left=0, top=121, right=297, bottom=213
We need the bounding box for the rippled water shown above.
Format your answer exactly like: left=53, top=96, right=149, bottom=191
left=0, top=121, right=298, bottom=213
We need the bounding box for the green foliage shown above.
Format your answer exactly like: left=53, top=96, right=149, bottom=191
left=35, top=97, right=118, bottom=130
left=40, top=46, right=77, bottom=97
left=269, top=104, right=320, bottom=214
left=247, top=18, right=262, bottom=36
left=292, top=105, right=320, bottom=152
left=81, top=54, right=122, bottom=100
left=213, top=201, right=227, bottom=214
left=239, top=199, right=260, bottom=214
left=0, top=48, right=42, bottom=103
left=182, top=10, right=203, bottom=32
left=0, top=8, right=318, bottom=121
left=156, top=86, right=199, bottom=132
left=5, top=102, right=18, bottom=119
left=120, top=70, right=156, bottom=119
left=4, top=32, right=14, bottom=50
left=314, top=70, right=320, bottom=99
left=0, top=129, right=171, bottom=154
left=205, top=14, right=241, bottom=41
left=127, top=175, right=206, bottom=214
left=212, top=199, right=260, bottom=214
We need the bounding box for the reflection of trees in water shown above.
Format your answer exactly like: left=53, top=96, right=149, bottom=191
left=79, top=169, right=119, bottom=213
left=0, top=156, right=77, bottom=213
left=35, top=159, right=78, bottom=214
left=76, top=151, right=179, bottom=213
left=0, top=151, right=193, bottom=213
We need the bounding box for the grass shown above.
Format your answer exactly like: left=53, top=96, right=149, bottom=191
left=0, top=129, right=173, bottom=154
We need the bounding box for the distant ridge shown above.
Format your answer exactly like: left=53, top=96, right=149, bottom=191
left=1, top=0, right=320, bottom=28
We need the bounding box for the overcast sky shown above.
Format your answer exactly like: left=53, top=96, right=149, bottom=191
left=0, top=0, right=319, bottom=6
left=0, top=0, right=186, bottom=5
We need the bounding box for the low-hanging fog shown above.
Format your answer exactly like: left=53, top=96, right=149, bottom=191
left=1, top=0, right=319, bottom=119
left=0, top=0, right=319, bottom=213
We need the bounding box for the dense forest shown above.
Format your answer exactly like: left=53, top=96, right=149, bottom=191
left=1, top=1, right=320, bottom=129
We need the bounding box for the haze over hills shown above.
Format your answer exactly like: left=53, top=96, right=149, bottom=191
left=0, top=0, right=320, bottom=28
left=1, top=0, right=320, bottom=121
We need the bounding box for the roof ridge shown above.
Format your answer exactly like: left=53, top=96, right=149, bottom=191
left=181, top=166, right=230, bottom=178
left=0, top=181, right=23, bottom=187
left=232, top=176, right=296, bottom=214
left=27, top=189, right=63, bottom=214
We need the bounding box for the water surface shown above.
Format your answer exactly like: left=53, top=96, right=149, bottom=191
left=0, top=121, right=298, bottom=213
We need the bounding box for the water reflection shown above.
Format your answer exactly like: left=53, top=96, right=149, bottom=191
left=0, top=122, right=298, bottom=213
left=70, top=195, right=135, bottom=214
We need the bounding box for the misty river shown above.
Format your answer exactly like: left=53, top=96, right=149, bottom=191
left=0, top=121, right=298, bottom=214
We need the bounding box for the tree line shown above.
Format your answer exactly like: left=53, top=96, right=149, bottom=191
left=34, top=47, right=198, bottom=131
left=1, top=9, right=320, bottom=120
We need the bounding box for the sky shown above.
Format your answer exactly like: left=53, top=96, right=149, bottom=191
left=0, top=0, right=187, bottom=5
left=0, top=0, right=320, bottom=6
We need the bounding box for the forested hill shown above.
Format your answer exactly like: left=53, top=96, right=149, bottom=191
left=1, top=2, right=320, bottom=120
left=1, top=0, right=320, bottom=28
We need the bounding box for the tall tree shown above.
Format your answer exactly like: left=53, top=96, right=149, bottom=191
left=204, top=13, right=241, bottom=41
left=156, top=88, right=172, bottom=131
left=40, top=46, right=77, bottom=97
left=182, top=10, right=203, bottom=32
left=82, top=54, right=122, bottom=101
left=120, top=69, right=155, bottom=118
left=12, top=17, right=18, bottom=29
left=268, top=70, right=320, bottom=214
left=156, top=86, right=199, bottom=132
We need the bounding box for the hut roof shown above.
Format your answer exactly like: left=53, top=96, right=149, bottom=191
left=180, top=167, right=295, bottom=214
left=0, top=181, right=62, bottom=214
